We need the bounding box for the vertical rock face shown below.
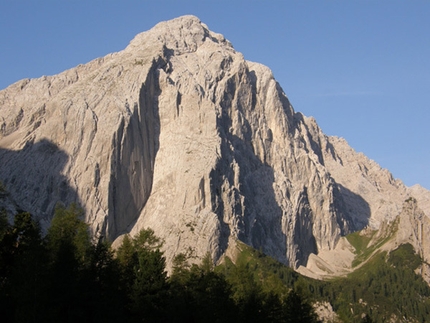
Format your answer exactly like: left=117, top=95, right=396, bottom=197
left=0, top=15, right=429, bottom=269
left=395, top=198, right=430, bottom=263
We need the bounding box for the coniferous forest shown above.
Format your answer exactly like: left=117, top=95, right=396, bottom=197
left=1, top=204, right=430, bottom=322
left=0, top=205, right=318, bottom=323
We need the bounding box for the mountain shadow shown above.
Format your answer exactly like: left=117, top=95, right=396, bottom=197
left=0, top=138, right=80, bottom=228
left=334, top=183, right=371, bottom=232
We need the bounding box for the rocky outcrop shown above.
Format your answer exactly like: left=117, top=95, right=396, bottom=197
left=0, top=15, right=429, bottom=270
left=394, top=197, right=430, bottom=263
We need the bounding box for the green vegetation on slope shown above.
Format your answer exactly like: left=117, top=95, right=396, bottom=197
left=319, top=244, right=430, bottom=322
left=216, top=241, right=430, bottom=323
left=218, top=242, right=300, bottom=296
left=346, top=218, right=399, bottom=267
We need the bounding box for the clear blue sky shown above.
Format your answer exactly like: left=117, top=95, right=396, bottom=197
left=1, top=1, right=429, bottom=189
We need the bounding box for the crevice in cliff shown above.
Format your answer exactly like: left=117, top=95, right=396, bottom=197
left=106, top=59, right=162, bottom=240
left=293, top=186, right=317, bottom=268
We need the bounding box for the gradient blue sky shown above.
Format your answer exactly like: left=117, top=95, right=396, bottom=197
left=1, top=1, right=429, bottom=189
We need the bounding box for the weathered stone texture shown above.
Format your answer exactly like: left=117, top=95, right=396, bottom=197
left=0, top=16, right=429, bottom=269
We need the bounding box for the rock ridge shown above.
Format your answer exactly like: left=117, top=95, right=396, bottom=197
left=0, top=15, right=429, bottom=271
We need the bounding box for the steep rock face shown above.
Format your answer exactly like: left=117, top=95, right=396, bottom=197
left=0, top=15, right=429, bottom=269
left=321, top=134, right=407, bottom=229
left=293, top=119, right=430, bottom=276
left=122, top=17, right=354, bottom=267
left=394, top=198, right=430, bottom=263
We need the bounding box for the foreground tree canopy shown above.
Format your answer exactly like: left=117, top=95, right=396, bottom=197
left=0, top=206, right=318, bottom=323
left=2, top=205, right=429, bottom=322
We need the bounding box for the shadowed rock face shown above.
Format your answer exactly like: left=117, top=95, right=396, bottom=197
left=0, top=15, right=429, bottom=269
left=0, top=140, right=78, bottom=229
left=107, top=61, right=162, bottom=239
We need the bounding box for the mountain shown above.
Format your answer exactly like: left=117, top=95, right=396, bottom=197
left=0, top=15, right=429, bottom=274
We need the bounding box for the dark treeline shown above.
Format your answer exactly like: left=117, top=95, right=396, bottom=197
left=0, top=205, right=318, bottom=323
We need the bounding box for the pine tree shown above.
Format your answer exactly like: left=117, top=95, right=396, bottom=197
left=0, top=212, right=49, bottom=322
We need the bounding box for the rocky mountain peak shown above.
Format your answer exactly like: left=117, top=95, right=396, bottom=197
left=127, top=15, right=228, bottom=54
left=0, top=16, right=429, bottom=273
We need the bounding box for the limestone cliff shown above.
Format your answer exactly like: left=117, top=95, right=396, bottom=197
left=0, top=16, right=428, bottom=270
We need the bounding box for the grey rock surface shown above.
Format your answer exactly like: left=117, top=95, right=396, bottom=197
left=0, top=15, right=429, bottom=270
